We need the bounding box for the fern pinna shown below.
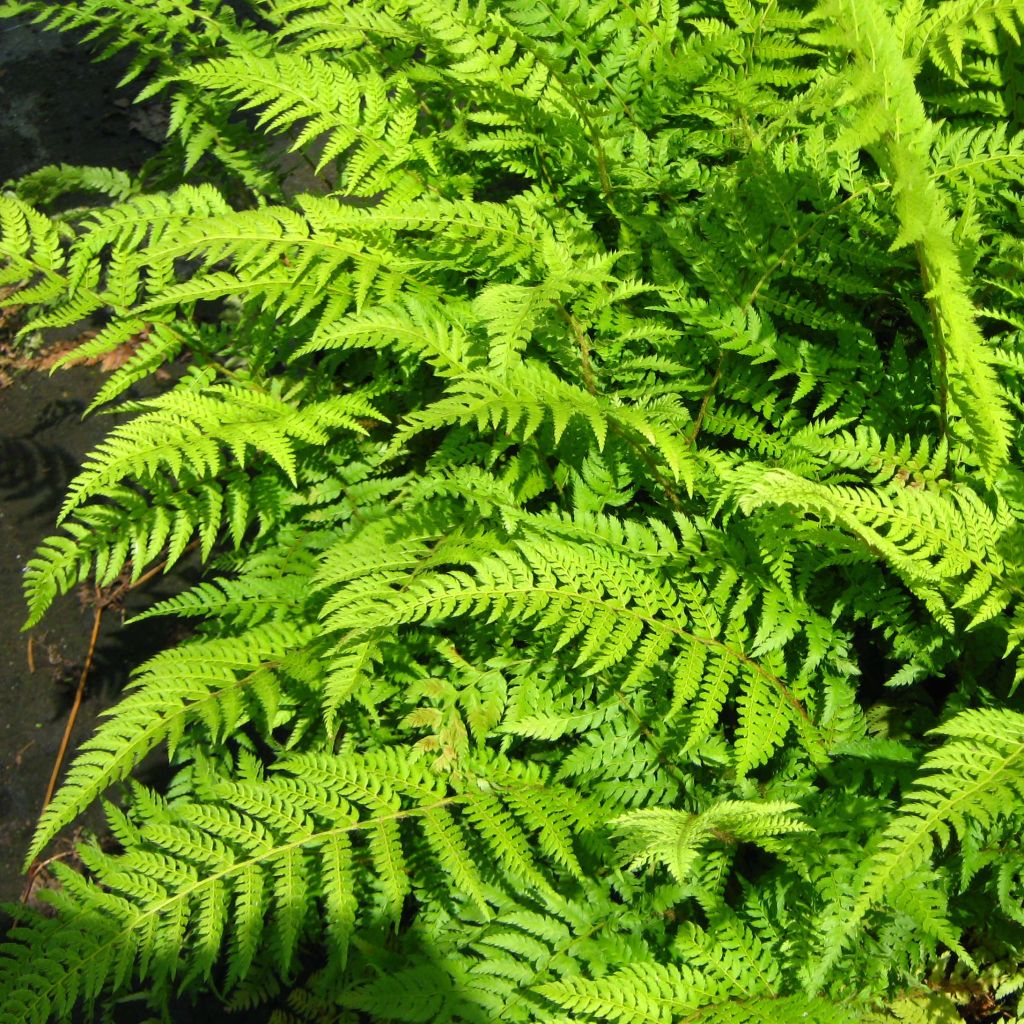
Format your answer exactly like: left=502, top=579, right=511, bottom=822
left=1, top=0, right=1024, bottom=1021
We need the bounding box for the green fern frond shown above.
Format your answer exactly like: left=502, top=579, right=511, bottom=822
left=61, top=377, right=383, bottom=516
left=27, top=622, right=317, bottom=864
left=813, top=0, right=1014, bottom=476
left=810, top=708, right=1024, bottom=984
left=395, top=362, right=698, bottom=489
left=320, top=527, right=827, bottom=767
left=611, top=801, right=810, bottom=885
left=538, top=965, right=873, bottom=1024
left=0, top=193, right=68, bottom=298
left=733, top=467, right=1015, bottom=631
left=171, top=52, right=434, bottom=189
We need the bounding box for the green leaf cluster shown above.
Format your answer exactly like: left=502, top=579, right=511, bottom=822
left=2, top=0, right=1024, bottom=1020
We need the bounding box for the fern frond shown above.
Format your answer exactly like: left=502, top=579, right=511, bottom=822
left=0, top=193, right=68, bottom=299
left=27, top=623, right=317, bottom=864
left=733, top=467, right=1015, bottom=631
left=395, top=362, right=698, bottom=489
left=538, top=965, right=872, bottom=1024
left=811, top=708, right=1024, bottom=984
left=3, top=0, right=1024, bottom=1017
left=611, top=801, right=810, bottom=885
left=171, top=52, right=434, bottom=190
left=813, top=0, right=1014, bottom=476
left=61, top=378, right=383, bottom=517
left=320, top=527, right=827, bottom=767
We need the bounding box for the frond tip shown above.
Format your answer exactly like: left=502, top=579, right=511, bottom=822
left=611, top=800, right=810, bottom=884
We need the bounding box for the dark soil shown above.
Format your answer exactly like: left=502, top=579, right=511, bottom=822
left=0, top=20, right=234, bottom=1023
left=0, top=14, right=169, bottom=897
left=2, top=365, right=150, bottom=900
left=0, top=20, right=287, bottom=1021
left=0, top=18, right=161, bottom=182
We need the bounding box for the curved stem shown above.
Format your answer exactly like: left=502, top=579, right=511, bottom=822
left=40, top=593, right=103, bottom=815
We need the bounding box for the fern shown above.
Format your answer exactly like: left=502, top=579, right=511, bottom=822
left=0, top=0, right=1023, bottom=1020
left=809, top=708, right=1024, bottom=983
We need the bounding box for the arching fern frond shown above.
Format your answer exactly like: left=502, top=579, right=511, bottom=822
left=319, top=528, right=827, bottom=769
left=810, top=708, right=1024, bottom=984
left=733, top=466, right=1017, bottom=632
left=2, top=748, right=596, bottom=1024
left=812, top=0, right=1014, bottom=477
left=26, top=623, right=319, bottom=864
left=169, top=52, right=435, bottom=192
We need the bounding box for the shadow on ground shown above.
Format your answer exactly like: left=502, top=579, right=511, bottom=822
left=1, top=11, right=164, bottom=908
left=0, top=364, right=193, bottom=899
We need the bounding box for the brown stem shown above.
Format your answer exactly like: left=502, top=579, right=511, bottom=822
left=20, top=846, right=80, bottom=905
left=609, top=421, right=684, bottom=511
left=36, top=542, right=199, bottom=818
left=40, top=592, right=103, bottom=814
